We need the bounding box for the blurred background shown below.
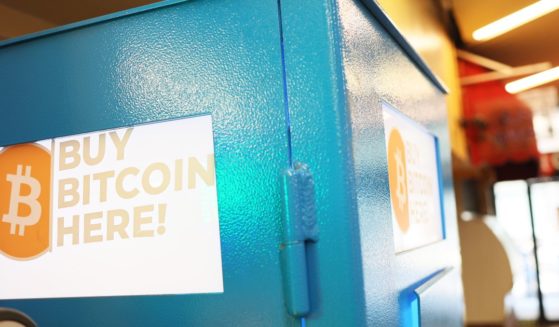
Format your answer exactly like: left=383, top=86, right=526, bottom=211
left=377, top=1, right=559, bottom=326
left=2, top=0, right=559, bottom=326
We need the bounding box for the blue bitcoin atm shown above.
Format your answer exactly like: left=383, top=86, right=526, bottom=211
left=0, top=0, right=463, bottom=326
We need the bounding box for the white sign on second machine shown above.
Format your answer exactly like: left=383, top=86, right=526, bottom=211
left=382, top=102, right=445, bottom=253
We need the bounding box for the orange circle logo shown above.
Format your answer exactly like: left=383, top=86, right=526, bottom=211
left=387, top=129, right=409, bottom=233
left=0, top=143, right=51, bottom=260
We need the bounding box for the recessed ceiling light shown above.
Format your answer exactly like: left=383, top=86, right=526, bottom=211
left=505, top=66, right=559, bottom=94
left=473, top=0, right=559, bottom=41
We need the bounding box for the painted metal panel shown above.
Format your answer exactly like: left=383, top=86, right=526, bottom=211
left=416, top=269, right=464, bottom=327
left=0, top=1, right=298, bottom=326
left=279, top=0, right=463, bottom=325
left=333, top=0, right=463, bottom=325
left=280, top=0, right=367, bottom=325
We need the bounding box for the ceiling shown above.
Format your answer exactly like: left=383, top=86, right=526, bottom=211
left=451, top=0, right=559, bottom=69
left=0, top=0, right=159, bottom=41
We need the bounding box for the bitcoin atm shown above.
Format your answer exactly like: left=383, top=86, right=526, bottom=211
left=0, top=0, right=464, bottom=326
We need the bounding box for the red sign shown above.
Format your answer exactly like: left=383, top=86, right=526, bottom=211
left=459, top=59, right=539, bottom=166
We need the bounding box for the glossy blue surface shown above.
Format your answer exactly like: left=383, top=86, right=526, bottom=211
left=0, top=1, right=296, bottom=326
left=281, top=0, right=367, bottom=324
left=333, top=0, right=463, bottom=325
left=0, top=0, right=463, bottom=325
left=415, top=269, right=463, bottom=327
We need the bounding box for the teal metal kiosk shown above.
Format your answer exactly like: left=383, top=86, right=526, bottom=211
left=0, top=0, right=464, bottom=325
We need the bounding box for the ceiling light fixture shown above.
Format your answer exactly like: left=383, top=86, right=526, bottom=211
left=473, top=0, right=559, bottom=41
left=505, top=66, right=559, bottom=93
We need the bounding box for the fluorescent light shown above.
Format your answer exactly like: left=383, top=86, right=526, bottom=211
left=473, top=0, right=559, bottom=41
left=505, top=66, right=559, bottom=93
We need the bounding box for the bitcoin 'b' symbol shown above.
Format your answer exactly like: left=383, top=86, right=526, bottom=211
left=2, top=165, right=42, bottom=236
left=394, top=148, right=407, bottom=211
left=0, top=143, right=51, bottom=260
left=387, top=129, right=409, bottom=233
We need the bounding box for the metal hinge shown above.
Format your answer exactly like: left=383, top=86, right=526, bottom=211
left=280, top=162, right=318, bottom=318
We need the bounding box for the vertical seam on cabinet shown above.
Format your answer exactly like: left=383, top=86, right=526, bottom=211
left=277, top=0, right=294, bottom=168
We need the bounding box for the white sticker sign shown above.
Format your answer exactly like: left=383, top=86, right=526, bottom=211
left=382, top=103, right=444, bottom=253
left=0, top=115, right=223, bottom=299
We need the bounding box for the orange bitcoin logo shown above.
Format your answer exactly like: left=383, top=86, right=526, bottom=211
left=0, top=143, right=51, bottom=260
left=387, top=129, right=409, bottom=233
